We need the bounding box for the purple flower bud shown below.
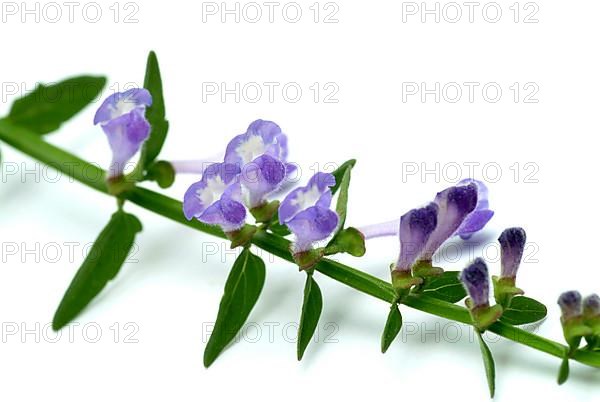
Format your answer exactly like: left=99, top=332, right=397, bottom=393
left=558, top=291, right=583, bottom=321
left=395, top=203, right=438, bottom=272
left=224, top=119, right=294, bottom=208
left=279, top=172, right=339, bottom=253
left=584, top=294, right=600, bottom=317
left=460, top=258, right=490, bottom=308
left=183, top=163, right=246, bottom=233
left=498, top=227, right=526, bottom=278
left=421, top=182, right=479, bottom=260
left=94, top=88, right=152, bottom=178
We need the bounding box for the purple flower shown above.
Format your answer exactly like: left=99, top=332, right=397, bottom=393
left=395, top=203, right=438, bottom=272
left=498, top=227, right=527, bottom=278
left=558, top=291, right=583, bottom=321
left=279, top=172, right=339, bottom=253
left=94, top=88, right=152, bottom=178
left=183, top=163, right=246, bottom=233
left=420, top=182, right=480, bottom=260
left=224, top=119, right=295, bottom=208
left=240, top=154, right=286, bottom=209
left=584, top=294, right=600, bottom=318
left=454, top=179, right=494, bottom=240
left=460, top=258, right=490, bottom=308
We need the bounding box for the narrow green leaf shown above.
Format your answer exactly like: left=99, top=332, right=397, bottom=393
left=500, top=296, right=547, bottom=325
left=333, top=164, right=352, bottom=229
left=204, top=248, right=266, bottom=367
left=141, top=51, right=169, bottom=168
left=52, top=210, right=142, bottom=330
left=297, top=273, right=323, bottom=360
left=420, top=271, right=467, bottom=303
left=8, top=76, right=106, bottom=135
left=557, top=355, right=570, bottom=385
left=330, top=159, right=356, bottom=195
left=476, top=332, right=496, bottom=398
left=381, top=303, right=402, bottom=353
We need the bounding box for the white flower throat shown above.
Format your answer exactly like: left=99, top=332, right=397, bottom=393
left=236, top=135, right=266, bottom=165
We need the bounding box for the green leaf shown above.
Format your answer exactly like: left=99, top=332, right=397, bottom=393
left=204, top=248, right=266, bottom=367
left=333, top=162, right=352, bottom=229
left=500, top=296, right=547, bottom=325
left=297, top=273, right=323, bottom=361
left=557, top=355, right=570, bottom=385
left=8, top=76, right=106, bottom=135
left=420, top=271, right=467, bottom=303
left=381, top=303, right=402, bottom=353
left=52, top=210, right=142, bottom=330
left=330, top=159, right=356, bottom=195
left=141, top=51, right=169, bottom=168
left=325, top=227, right=365, bottom=257
left=476, top=331, right=496, bottom=398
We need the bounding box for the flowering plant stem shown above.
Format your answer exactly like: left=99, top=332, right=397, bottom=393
left=1, top=117, right=599, bottom=370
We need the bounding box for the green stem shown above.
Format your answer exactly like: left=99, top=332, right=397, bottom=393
left=1, top=118, right=599, bottom=369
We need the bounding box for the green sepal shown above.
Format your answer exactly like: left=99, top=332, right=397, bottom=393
left=144, top=161, right=175, bottom=189
left=412, top=260, right=444, bottom=280
left=381, top=303, right=402, bottom=353
left=250, top=200, right=280, bottom=223
left=226, top=225, right=257, bottom=249
left=324, top=227, right=366, bottom=257
left=562, top=316, right=593, bottom=350
left=293, top=248, right=325, bottom=271
left=492, top=275, right=524, bottom=309
left=467, top=303, right=504, bottom=332
left=106, top=174, right=136, bottom=196
left=391, top=269, right=423, bottom=299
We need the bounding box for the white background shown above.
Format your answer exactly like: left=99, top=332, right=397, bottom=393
left=1, top=0, right=599, bottom=401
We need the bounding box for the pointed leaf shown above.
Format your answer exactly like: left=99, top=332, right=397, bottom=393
left=381, top=303, right=402, bottom=353
left=330, top=159, right=356, bottom=195
left=420, top=271, right=467, bottom=303
left=141, top=51, right=169, bottom=168
left=297, top=273, right=323, bottom=360
left=500, top=296, right=547, bottom=325
left=52, top=210, right=142, bottom=330
left=476, top=331, right=496, bottom=398
left=8, top=76, right=106, bottom=135
left=557, top=355, right=570, bottom=385
left=204, top=248, right=266, bottom=367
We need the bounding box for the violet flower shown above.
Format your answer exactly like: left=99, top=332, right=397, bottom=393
left=183, top=163, right=246, bottom=233
left=558, top=291, right=583, bottom=321
left=278, top=172, right=339, bottom=253
left=358, top=180, right=493, bottom=262
left=225, top=120, right=295, bottom=208
left=394, top=203, right=438, bottom=272
left=94, top=88, right=152, bottom=178
left=420, top=180, right=493, bottom=261
left=498, top=227, right=527, bottom=279
left=460, top=258, right=491, bottom=309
